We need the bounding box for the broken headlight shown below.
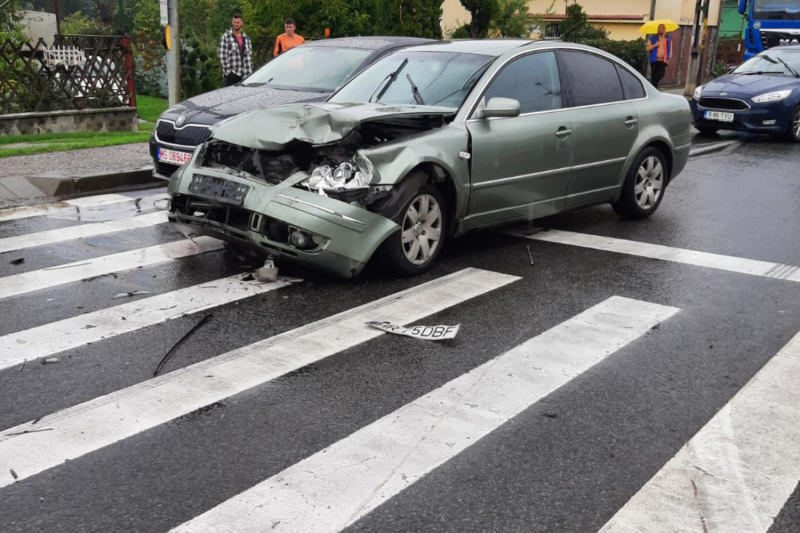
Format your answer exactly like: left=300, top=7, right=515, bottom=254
left=302, top=151, right=373, bottom=202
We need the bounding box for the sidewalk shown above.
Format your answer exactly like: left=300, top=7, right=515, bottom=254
left=0, top=143, right=157, bottom=207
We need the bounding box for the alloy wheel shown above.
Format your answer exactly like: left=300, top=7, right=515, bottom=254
left=401, top=194, right=442, bottom=265
left=794, top=110, right=800, bottom=140
left=634, top=156, right=664, bottom=210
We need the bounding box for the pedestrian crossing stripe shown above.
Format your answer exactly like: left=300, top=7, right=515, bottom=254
left=0, top=211, right=169, bottom=254
left=169, top=296, right=679, bottom=533
left=514, top=229, right=800, bottom=283
left=0, top=193, right=167, bottom=223
left=0, top=274, right=298, bottom=372
left=0, top=236, right=223, bottom=301
left=0, top=268, right=519, bottom=489
left=598, top=332, right=800, bottom=533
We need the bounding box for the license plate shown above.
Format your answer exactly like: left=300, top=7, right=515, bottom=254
left=704, top=111, right=734, bottom=122
left=188, top=174, right=250, bottom=206
left=157, top=147, right=193, bottom=164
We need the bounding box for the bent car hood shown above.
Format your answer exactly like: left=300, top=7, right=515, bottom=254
left=702, top=74, right=800, bottom=96
left=211, top=103, right=458, bottom=151
left=162, top=85, right=327, bottom=126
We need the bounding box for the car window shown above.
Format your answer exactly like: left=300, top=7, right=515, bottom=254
left=244, top=46, right=372, bottom=92
left=482, top=52, right=562, bottom=114
left=330, top=51, right=492, bottom=109
left=561, top=51, right=625, bottom=106
left=617, top=66, right=646, bottom=99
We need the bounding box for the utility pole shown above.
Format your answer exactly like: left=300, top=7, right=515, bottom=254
left=165, top=0, right=181, bottom=106
left=685, top=0, right=711, bottom=96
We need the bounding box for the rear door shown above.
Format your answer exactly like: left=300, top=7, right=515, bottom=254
left=465, top=51, right=575, bottom=228
left=558, top=50, right=640, bottom=207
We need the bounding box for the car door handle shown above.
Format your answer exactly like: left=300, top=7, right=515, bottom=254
left=555, top=127, right=573, bottom=138
left=625, top=117, right=639, bottom=126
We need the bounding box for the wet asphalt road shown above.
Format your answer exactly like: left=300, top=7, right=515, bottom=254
left=0, top=132, right=799, bottom=533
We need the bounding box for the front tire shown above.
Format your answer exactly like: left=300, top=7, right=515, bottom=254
left=786, top=106, right=800, bottom=142
left=377, top=184, right=446, bottom=277
left=612, top=147, right=667, bottom=220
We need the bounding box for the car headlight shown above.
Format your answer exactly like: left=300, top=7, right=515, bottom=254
left=752, top=90, right=792, bottom=103
left=693, top=86, right=703, bottom=100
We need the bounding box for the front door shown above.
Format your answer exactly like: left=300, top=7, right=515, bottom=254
left=558, top=50, right=640, bottom=208
left=465, top=51, right=574, bottom=229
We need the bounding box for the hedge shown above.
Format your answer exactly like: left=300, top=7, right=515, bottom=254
left=580, top=38, right=649, bottom=75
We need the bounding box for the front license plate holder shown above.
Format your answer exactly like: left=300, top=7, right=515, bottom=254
left=704, top=111, right=734, bottom=122
left=188, top=174, right=250, bottom=206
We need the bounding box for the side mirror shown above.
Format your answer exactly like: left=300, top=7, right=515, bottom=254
left=482, top=97, right=521, bottom=119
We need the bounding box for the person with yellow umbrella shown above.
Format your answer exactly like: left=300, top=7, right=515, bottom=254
left=641, top=19, right=679, bottom=89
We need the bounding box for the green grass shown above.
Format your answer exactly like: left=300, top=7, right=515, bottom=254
left=136, top=95, right=169, bottom=123
left=0, top=130, right=151, bottom=158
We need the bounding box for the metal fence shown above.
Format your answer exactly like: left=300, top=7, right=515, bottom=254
left=0, top=34, right=135, bottom=115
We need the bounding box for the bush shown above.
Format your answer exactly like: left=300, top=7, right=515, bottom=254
left=180, top=42, right=223, bottom=99
left=451, top=24, right=471, bottom=39
left=134, top=54, right=168, bottom=98
left=581, top=38, right=649, bottom=75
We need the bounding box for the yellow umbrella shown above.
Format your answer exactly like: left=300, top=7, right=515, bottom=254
left=639, top=19, right=679, bottom=35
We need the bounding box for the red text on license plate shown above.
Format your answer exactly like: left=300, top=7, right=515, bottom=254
left=158, top=148, right=192, bottom=164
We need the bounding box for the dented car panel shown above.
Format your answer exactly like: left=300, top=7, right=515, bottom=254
left=167, top=160, right=399, bottom=277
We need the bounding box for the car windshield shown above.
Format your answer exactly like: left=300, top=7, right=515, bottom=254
left=330, top=51, right=493, bottom=109
left=733, top=49, right=800, bottom=75
left=243, top=46, right=371, bottom=92
left=754, top=0, right=800, bottom=19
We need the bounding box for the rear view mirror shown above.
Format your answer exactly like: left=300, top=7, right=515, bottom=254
left=482, top=97, right=521, bottom=119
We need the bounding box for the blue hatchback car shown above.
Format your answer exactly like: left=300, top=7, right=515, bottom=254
left=691, top=46, right=800, bottom=141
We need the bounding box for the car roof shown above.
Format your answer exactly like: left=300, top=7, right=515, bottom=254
left=400, top=39, right=532, bottom=57
left=304, top=36, right=434, bottom=52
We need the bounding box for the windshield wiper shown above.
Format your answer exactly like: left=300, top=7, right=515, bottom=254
left=406, top=74, right=425, bottom=105
left=741, top=71, right=785, bottom=75
left=776, top=56, right=800, bottom=78
left=369, top=58, right=408, bottom=104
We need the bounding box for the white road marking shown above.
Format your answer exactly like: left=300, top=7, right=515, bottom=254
left=0, top=193, right=166, bottom=223
left=0, top=211, right=169, bottom=254
left=0, top=237, right=223, bottom=301
left=170, top=296, right=679, bottom=533
left=599, top=332, right=800, bottom=533
left=0, top=268, right=519, bottom=488
left=0, top=275, right=297, bottom=371
left=516, top=229, right=800, bottom=283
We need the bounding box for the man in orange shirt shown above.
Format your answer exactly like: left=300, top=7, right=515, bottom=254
left=273, top=19, right=305, bottom=58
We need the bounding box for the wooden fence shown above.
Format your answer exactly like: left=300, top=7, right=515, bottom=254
left=0, top=34, right=135, bottom=114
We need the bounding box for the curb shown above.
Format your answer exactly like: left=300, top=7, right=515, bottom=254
left=688, top=140, right=740, bottom=158
left=24, top=166, right=161, bottom=197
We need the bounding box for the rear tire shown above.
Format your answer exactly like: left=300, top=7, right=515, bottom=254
left=376, top=184, right=446, bottom=277
left=696, top=126, right=719, bottom=135
left=612, top=147, right=667, bottom=220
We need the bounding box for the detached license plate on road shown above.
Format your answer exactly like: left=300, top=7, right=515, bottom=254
left=157, top=147, right=193, bottom=164
left=704, top=111, right=734, bottom=122
left=188, top=174, right=250, bottom=206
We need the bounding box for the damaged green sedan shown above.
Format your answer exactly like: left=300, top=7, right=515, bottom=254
left=167, top=40, right=692, bottom=278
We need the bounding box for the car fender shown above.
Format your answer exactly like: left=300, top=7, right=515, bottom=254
left=361, top=126, right=471, bottom=221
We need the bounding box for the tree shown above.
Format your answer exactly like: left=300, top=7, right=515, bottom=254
left=61, top=11, right=115, bottom=35
left=378, top=0, right=442, bottom=39
left=559, top=3, right=607, bottom=43
left=460, top=0, right=496, bottom=38
left=491, top=0, right=531, bottom=38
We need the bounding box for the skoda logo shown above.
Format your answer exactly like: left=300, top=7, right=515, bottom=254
left=176, top=115, right=186, bottom=126
left=754, top=22, right=761, bottom=29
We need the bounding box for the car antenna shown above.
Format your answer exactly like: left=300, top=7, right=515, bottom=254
left=555, top=22, right=585, bottom=42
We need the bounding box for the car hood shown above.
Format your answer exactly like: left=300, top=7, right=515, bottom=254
left=210, top=103, right=458, bottom=151
left=702, top=73, right=800, bottom=97
left=161, top=85, right=327, bottom=126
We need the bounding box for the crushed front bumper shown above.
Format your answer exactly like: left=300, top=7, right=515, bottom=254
left=167, top=163, right=399, bottom=278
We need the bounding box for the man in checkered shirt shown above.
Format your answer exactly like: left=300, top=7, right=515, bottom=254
left=218, top=13, right=253, bottom=87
